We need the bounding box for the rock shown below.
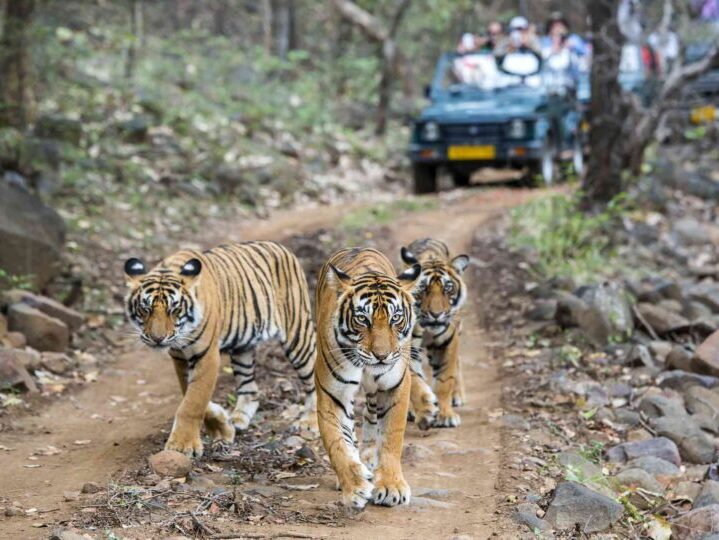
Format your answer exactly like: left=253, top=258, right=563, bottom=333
left=658, top=370, right=719, bottom=391
left=296, top=444, right=316, bottom=460
left=62, top=491, right=80, bottom=502
left=283, top=435, right=304, bottom=448
left=40, top=352, right=74, bottom=375
left=80, top=482, right=103, bottom=494
left=544, top=481, right=623, bottom=533
left=608, top=382, right=634, bottom=398
left=558, top=451, right=612, bottom=495
left=513, top=503, right=551, bottom=531
left=49, top=528, right=89, bottom=540
left=7, top=304, right=69, bottom=352
left=671, top=504, right=719, bottom=539
left=33, top=114, right=83, bottom=146
left=16, top=137, right=62, bottom=195
left=5, top=347, right=41, bottom=371
left=0, top=314, right=6, bottom=338
left=148, top=450, right=192, bottom=477
left=686, top=300, right=714, bottom=321
left=695, top=329, right=719, bottom=377
left=574, top=282, right=634, bottom=346
left=695, top=481, right=719, bottom=508
left=614, top=408, right=641, bottom=426
left=649, top=340, right=674, bottom=362
left=526, top=299, right=557, bottom=321
left=615, top=468, right=664, bottom=494
left=1, top=331, right=26, bottom=349
left=0, top=182, right=65, bottom=289
left=625, top=456, right=680, bottom=477
left=652, top=416, right=717, bottom=464
left=666, top=346, right=695, bottom=371
left=636, top=302, right=690, bottom=334
left=685, top=386, right=719, bottom=420
left=690, top=284, right=719, bottom=313
left=402, top=443, right=434, bottom=464
left=606, top=437, right=682, bottom=467
left=638, top=393, right=687, bottom=419
left=187, top=474, right=215, bottom=491
left=501, top=414, right=530, bottom=430
left=673, top=481, right=702, bottom=502
left=410, top=496, right=454, bottom=509
left=0, top=348, right=38, bottom=392
left=673, top=217, right=711, bottom=245
left=1, top=290, right=84, bottom=331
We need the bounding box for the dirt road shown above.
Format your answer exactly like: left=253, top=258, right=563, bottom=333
left=1, top=188, right=539, bottom=539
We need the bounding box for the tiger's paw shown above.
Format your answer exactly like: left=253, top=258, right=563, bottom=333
left=296, top=409, right=319, bottom=435
left=339, top=463, right=375, bottom=510
left=451, top=394, right=465, bottom=407
left=165, top=430, right=204, bottom=458
left=372, top=474, right=411, bottom=507
left=434, top=410, right=461, bottom=428
left=204, top=403, right=235, bottom=443
left=415, top=398, right=438, bottom=431
left=230, top=398, right=259, bottom=430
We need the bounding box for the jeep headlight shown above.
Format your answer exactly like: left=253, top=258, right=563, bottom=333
left=507, top=119, right=527, bottom=139
left=421, top=121, right=440, bottom=142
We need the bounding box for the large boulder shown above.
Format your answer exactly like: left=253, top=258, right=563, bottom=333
left=544, top=481, right=623, bottom=533
left=7, top=304, right=69, bottom=352
left=0, top=181, right=65, bottom=289
left=636, top=302, right=690, bottom=334
left=1, top=290, right=84, bottom=331
left=606, top=437, right=682, bottom=466
left=652, top=416, right=717, bottom=464
left=671, top=504, right=719, bottom=539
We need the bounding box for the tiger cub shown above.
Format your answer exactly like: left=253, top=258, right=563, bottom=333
left=314, top=248, right=420, bottom=509
left=123, top=241, right=316, bottom=457
left=400, top=238, right=469, bottom=428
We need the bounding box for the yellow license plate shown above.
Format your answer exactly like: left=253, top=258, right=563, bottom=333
left=448, top=145, right=496, bottom=160
left=691, top=105, right=716, bottom=124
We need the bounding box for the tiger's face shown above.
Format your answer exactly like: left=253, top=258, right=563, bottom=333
left=123, top=257, right=203, bottom=349
left=328, top=264, right=420, bottom=367
left=401, top=249, right=469, bottom=328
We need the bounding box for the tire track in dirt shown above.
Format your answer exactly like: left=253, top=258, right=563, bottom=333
left=0, top=187, right=542, bottom=539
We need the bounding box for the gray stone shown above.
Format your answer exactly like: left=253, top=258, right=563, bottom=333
left=557, top=451, right=612, bottom=495
left=614, top=409, right=641, bottom=427
left=1, top=290, right=84, bottom=331
left=513, top=503, right=551, bottom=531
left=544, top=481, right=623, bottom=533
left=658, top=371, right=719, bottom=391
left=666, top=347, right=695, bottom=371
left=606, top=437, right=682, bottom=466
left=411, top=496, right=454, bottom=509
left=674, top=217, right=711, bottom=245
left=615, top=468, right=664, bottom=494
left=695, top=329, right=719, bottom=377
left=0, top=348, right=37, bottom=392
left=526, top=299, right=557, bottom=321
left=685, top=386, right=719, bottom=421
left=638, top=393, right=687, bottom=419
left=625, top=456, right=681, bottom=477
left=7, top=304, right=69, bottom=352
left=652, top=416, right=717, bottom=464
left=81, top=482, right=103, bottom=494
left=636, top=302, right=690, bottom=334
left=690, top=284, right=719, bottom=313
left=0, top=182, right=65, bottom=289
left=695, top=481, right=719, bottom=509
left=671, top=504, right=719, bottom=539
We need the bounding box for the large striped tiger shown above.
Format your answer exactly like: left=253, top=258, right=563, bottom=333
left=400, top=238, right=469, bottom=428
left=314, top=247, right=420, bottom=509
left=123, top=241, right=316, bottom=457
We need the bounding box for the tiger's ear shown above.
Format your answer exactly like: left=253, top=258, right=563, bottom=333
left=124, top=257, right=147, bottom=285
left=397, top=263, right=421, bottom=292
left=179, top=258, right=202, bottom=282
left=451, top=255, right=470, bottom=274
left=400, top=246, right=418, bottom=265
left=326, top=264, right=352, bottom=291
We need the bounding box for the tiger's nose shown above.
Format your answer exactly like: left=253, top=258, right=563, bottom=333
left=374, top=351, right=389, bottom=361
left=429, top=310, right=442, bottom=319
left=150, top=335, right=165, bottom=345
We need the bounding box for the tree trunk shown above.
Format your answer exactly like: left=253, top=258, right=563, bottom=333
left=581, top=0, right=625, bottom=209
left=273, top=0, right=295, bottom=59
left=0, top=0, right=37, bottom=129
left=261, top=0, right=273, bottom=53
left=125, top=0, right=143, bottom=80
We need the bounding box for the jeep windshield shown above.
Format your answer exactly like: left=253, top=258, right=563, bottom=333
left=432, top=52, right=564, bottom=99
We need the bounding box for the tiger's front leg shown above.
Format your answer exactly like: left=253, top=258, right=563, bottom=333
left=429, top=324, right=461, bottom=428
left=315, top=358, right=373, bottom=509
left=372, top=365, right=411, bottom=506
left=408, top=334, right=438, bottom=430
left=166, top=348, right=221, bottom=457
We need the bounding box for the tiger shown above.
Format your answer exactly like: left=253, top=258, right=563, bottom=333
left=123, top=241, right=317, bottom=458
left=400, top=238, right=469, bottom=428
left=314, top=247, right=421, bottom=509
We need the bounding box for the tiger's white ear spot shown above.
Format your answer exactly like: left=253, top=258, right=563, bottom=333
left=180, top=258, right=202, bottom=277
left=397, top=264, right=421, bottom=289
left=327, top=264, right=352, bottom=289
left=124, top=258, right=147, bottom=277
left=400, top=247, right=418, bottom=265
left=451, top=255, right=470, bottom=274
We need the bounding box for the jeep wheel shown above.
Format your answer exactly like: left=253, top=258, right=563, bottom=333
left=413, top=164, right=438, bottom=194
left=452, top=172, right=471, bottom=188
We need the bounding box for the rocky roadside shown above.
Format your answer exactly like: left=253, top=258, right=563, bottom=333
left=0, top=289, right=108, bottom=414
left=487, top=183, right=719, bottom=537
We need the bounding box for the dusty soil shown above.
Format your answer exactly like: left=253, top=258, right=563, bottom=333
left=0, top=187, right=543, bottom=539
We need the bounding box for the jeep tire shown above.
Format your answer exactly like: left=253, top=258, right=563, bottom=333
left=413, top=163, right=438, bottom=194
